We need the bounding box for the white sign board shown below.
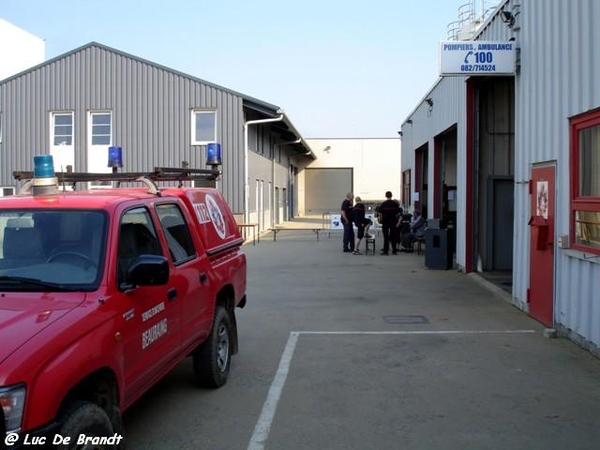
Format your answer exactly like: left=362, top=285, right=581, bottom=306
left=330, top=214, right=343, bottom=230
left=440, top=41, right=515, bottom=76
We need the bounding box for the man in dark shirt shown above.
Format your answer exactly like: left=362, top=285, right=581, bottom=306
left=377, top=191, right=400, bottom=255
left=340, top=192, right=355, bottom=253
left=352, top=196, right=373, bottom=254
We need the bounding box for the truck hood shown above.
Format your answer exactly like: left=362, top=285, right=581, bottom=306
left=0, top=293, right=85, bottom=364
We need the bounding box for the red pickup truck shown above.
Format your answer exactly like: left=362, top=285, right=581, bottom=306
left=0, top=161, right=247, bottom=448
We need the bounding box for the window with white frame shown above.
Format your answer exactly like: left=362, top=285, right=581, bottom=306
left=90, top=112, right=112, bottom=145
left=52, top=113, right=73, bottom=146
left=191, top=110, right=216, bottom=145
left=571, top=109, right=600, bottom=253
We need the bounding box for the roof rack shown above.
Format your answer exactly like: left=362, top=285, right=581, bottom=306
left=13, top=167, right=221, bottom=196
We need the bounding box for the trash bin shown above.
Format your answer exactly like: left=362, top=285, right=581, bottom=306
left=424, top=228, right=452, bottom=270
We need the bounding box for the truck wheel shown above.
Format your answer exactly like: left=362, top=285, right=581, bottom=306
left=193, top=306, right=232, bottom=388
left=57, top=401, right=117, bottom=449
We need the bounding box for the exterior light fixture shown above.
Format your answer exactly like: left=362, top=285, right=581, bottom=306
left=501, top=10, right=518, bottom=28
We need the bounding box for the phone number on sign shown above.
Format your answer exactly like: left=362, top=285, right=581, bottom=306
left=5, top=433, right=124, bottom=447
left=460, top=64, right=497, bottom=72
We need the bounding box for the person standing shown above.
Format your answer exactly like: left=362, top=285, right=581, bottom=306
left=352, top=196, right=373, bottom=255
left=340, top=192, right=355, bottom=253
left=377, top=191, right=400, bottom=255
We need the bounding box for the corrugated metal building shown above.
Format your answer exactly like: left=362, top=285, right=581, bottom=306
left=0, top=42, right=314, bottom=228
left=401, top=0, right=600, bottom=355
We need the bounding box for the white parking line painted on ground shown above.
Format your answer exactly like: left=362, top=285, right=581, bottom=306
left=246, top=329, right=537, bottom=450
left=247, top=332, right=299, bottom=450
left=297, top=329, right=537, bottom=335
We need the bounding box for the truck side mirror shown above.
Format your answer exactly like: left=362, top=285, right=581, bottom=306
left=126, top=255, right=169, bottom=287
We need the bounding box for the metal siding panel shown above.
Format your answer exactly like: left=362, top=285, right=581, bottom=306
left=0, top=44, right=246, bottom=214
left=401, top=75, right=467, bottom=267
left=512, top=0, right=600, bottom=350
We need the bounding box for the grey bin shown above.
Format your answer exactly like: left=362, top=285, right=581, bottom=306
left=424, top=228, right=452, bottom=270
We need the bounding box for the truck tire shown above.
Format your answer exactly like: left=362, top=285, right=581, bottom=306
left=193, top=306, right=231, bottom=388
left=57, top=401, right=117, bottom=449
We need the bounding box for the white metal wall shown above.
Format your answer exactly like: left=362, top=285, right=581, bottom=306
left=400, top=0, right=600, bottom=352
left=514, top=0, right=600, bottom=349
left=401, top=76, right=468, bottom=267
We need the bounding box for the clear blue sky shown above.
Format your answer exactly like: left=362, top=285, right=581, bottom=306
left=1, top=0, right=497, bottom=138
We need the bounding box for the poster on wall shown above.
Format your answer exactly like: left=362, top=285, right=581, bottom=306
left=330, top=214, right=343, bottom=230
left=536, top=181, right=548, bottom=219
left=330, top=213, right=377, bottom=230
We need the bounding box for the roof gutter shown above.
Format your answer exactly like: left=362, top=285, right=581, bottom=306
left=243, top=113, right=284, bottom=223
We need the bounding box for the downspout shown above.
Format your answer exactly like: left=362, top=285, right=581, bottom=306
left=243, top=113, right=284, bottom=224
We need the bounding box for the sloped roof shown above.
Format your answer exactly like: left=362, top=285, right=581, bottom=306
left=1, top=41, right=315, bottom=158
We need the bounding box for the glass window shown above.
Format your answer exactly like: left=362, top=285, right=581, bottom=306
left=91, top=112, right=112, bottom=145
left=53, top=113, right=73, bottom=146
left=192, top=110, right=216, bottom=144
left=117, top=208, right=163, bottom=287
left=156, top=204, right=196, bottom=264
left=0, top=209, right=106, bottom=290
left=571, top=109, right=600, bottom=253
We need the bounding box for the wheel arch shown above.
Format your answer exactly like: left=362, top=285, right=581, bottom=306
left=216, top=284, right=239, bottom=355
left=57, top=367, right=123, bottom=436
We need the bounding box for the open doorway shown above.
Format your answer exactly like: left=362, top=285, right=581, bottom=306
left=468, top=76, right=515, bottom=290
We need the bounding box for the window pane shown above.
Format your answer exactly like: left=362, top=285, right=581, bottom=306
left=54, top=135, right=73, bottom=145
left=575, top=210, right=600, bottom=249
left=92, top=135, right=111, bottom=145
left=92, top=114, right=111, bottom=125
left=55, top=125, right=72, bottom=135
left=194, top=111, right=216, bottom=142
left=118, top=209, right=163, bottom=286
left=55, top=115, right=72, bottom=125
left=92, top=125, right=111, bottom=135
left=156, top=204, right=196, bottom=263
left=579, top=125, right=600, bottom=197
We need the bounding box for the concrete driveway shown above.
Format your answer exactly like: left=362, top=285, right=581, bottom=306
left=124, top=223, right=600, bottom=450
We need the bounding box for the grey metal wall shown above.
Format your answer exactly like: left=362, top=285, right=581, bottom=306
left=513, top=0, right=600, bottom=349
left=0, top=44, right=245, bottom=211
left=246, top=126, right=295, bottom=228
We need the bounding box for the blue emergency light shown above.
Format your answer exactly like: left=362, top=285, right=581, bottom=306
left=206, top=142, right=222, bottom=166
left=33, top=155, right=55, bottom=178
left=108, top=146, right=123, bottom=168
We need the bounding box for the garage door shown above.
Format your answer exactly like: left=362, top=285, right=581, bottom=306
left=305, top=168, right=353, bottom=214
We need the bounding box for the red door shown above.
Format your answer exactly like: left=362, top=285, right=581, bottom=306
left=528, top=164, right=555, bottom=327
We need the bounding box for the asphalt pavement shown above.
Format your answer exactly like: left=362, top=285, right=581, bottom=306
left=124, top=218, right=600, bottom=450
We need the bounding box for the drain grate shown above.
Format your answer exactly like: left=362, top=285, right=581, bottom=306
left=383, top=315, right=429, bottom=324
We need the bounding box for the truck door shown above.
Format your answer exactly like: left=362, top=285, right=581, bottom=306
left=155, top=203, right=213, bottom=351
left=117, top=207, right=181, bottom=402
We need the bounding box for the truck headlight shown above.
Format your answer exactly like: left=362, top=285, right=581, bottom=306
left=0, top=385, right=26, bottom=433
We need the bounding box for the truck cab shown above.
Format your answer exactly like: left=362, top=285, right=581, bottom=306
left=0, top=158, right=247, bottom=448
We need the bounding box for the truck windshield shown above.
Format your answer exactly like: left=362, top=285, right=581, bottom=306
left=0, top=209, right=107, bottom=291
